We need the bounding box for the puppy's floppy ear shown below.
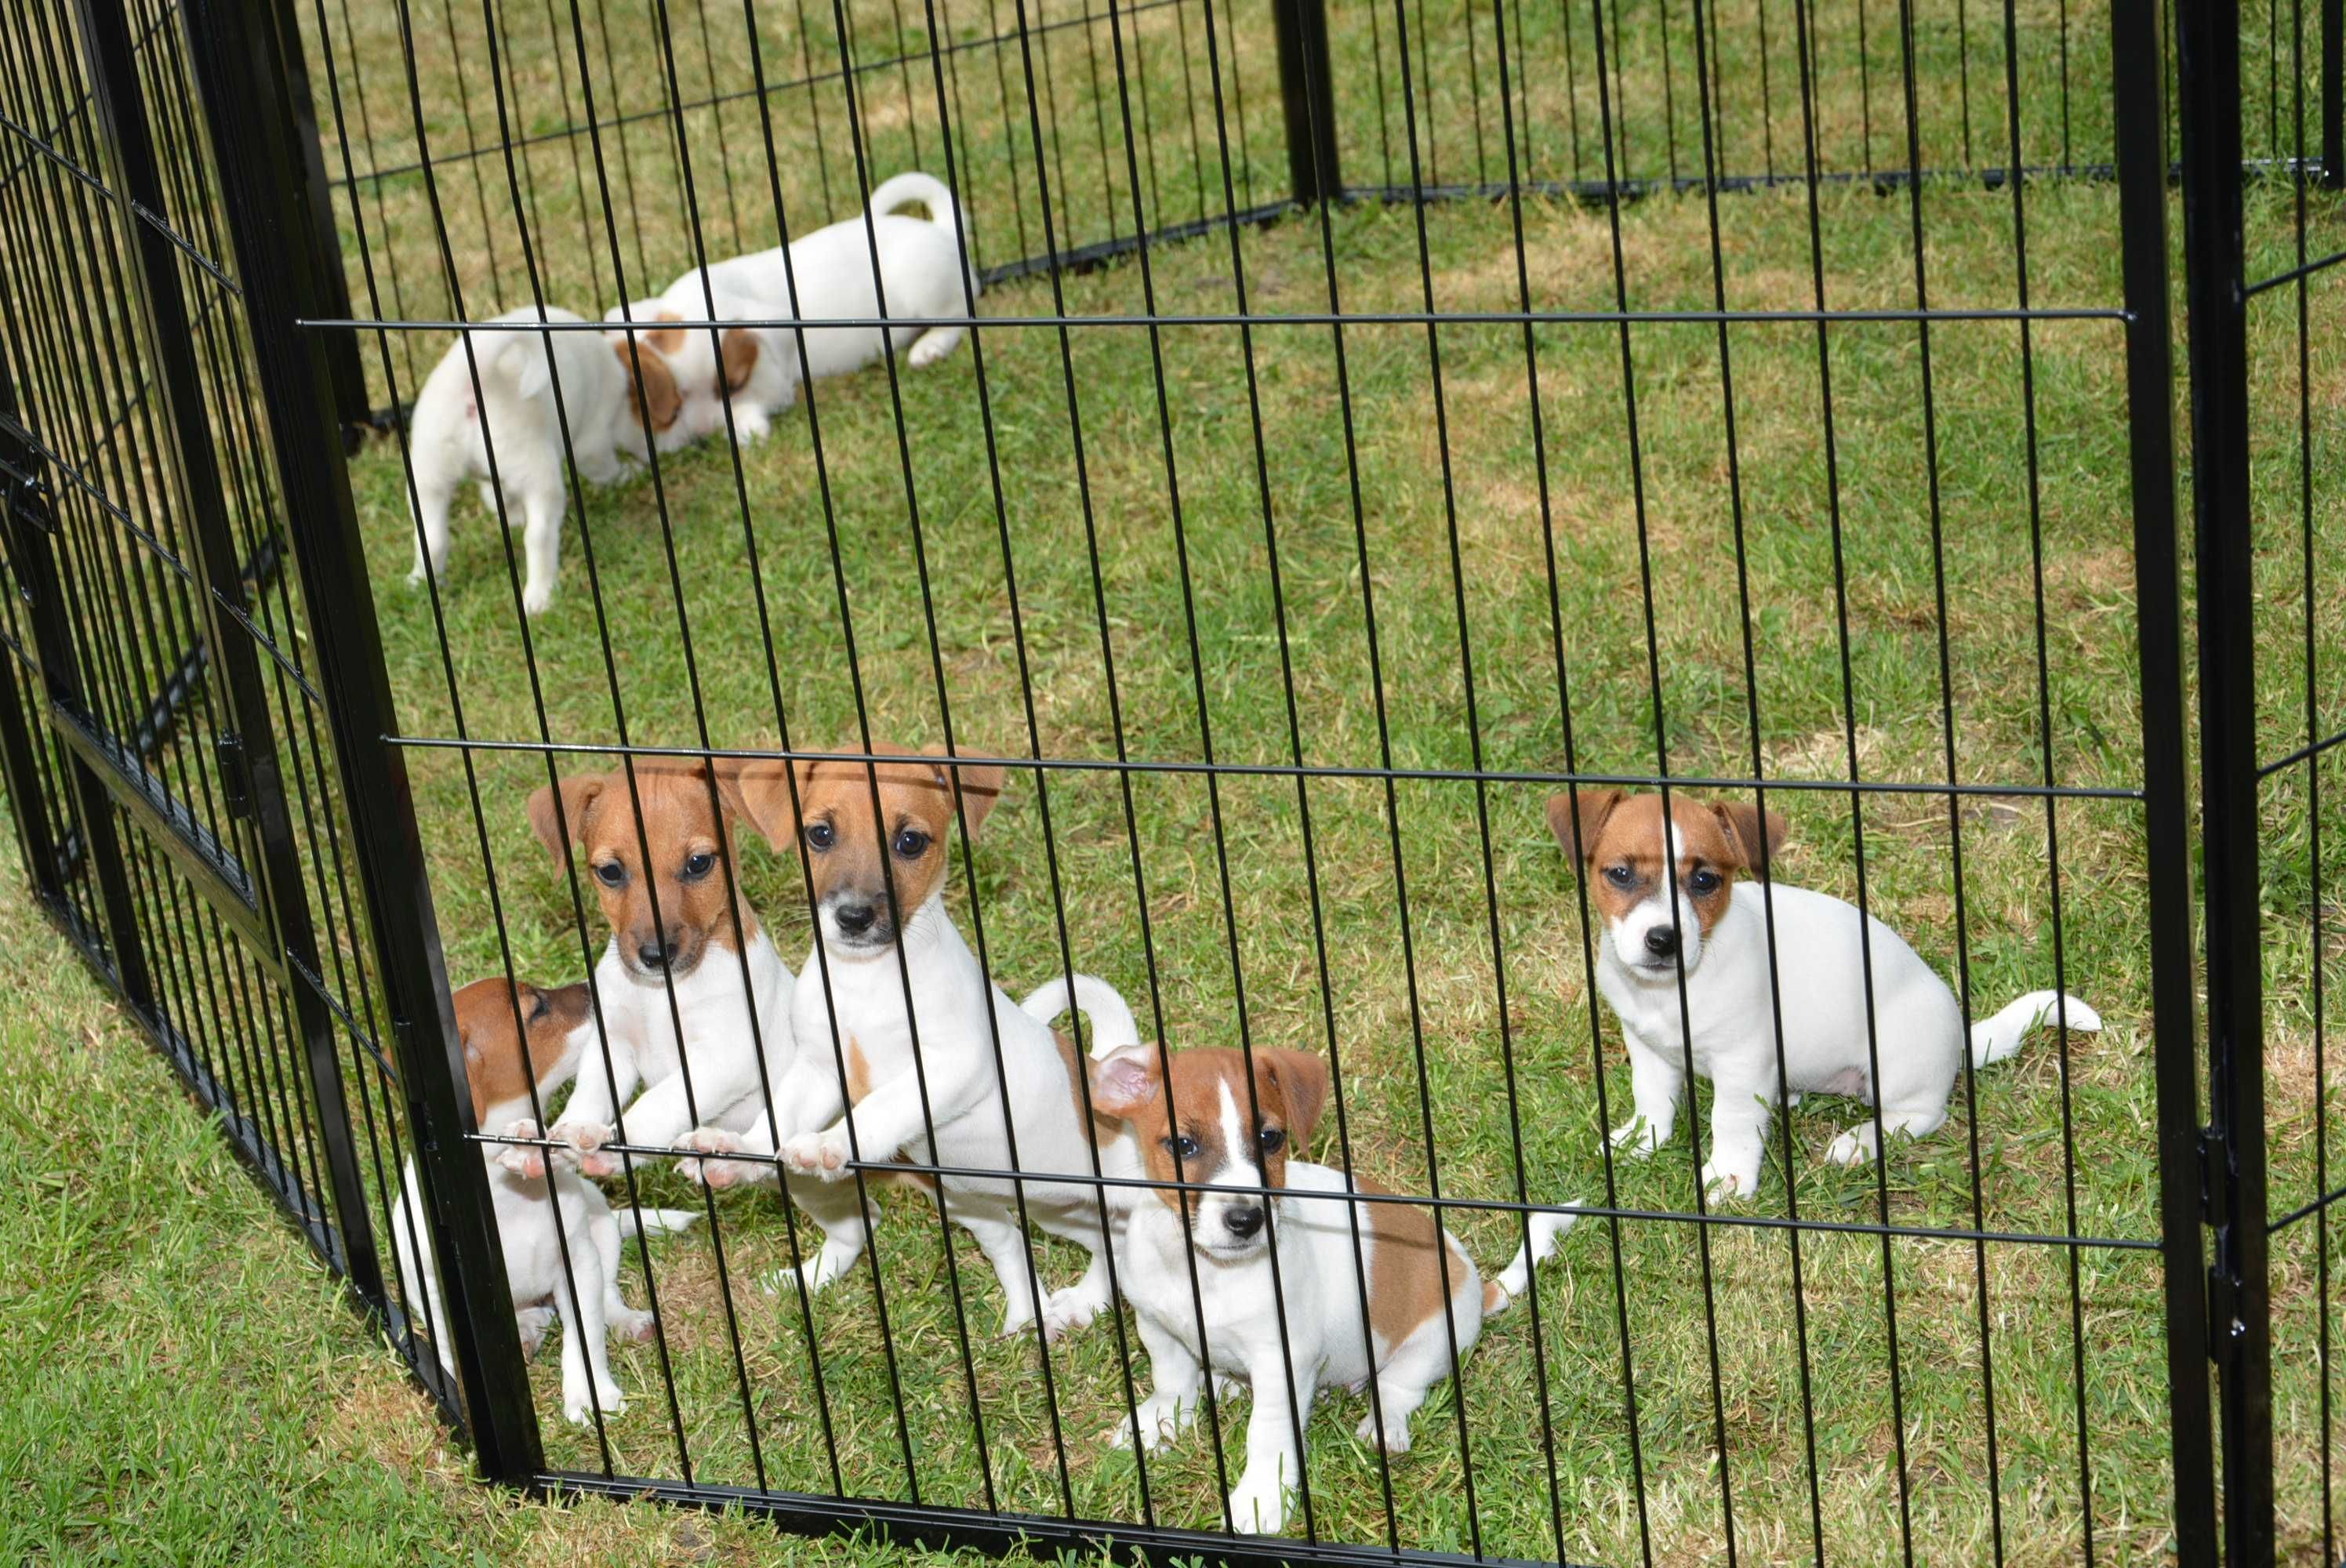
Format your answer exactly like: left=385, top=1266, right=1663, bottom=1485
left=1260, top=1048, right=1329, bottom=1148
left=1087, top=1044, right=1162, bottom=1120
left=1545, top=786, right=1624, bottom=865
left=720, top=328, right=761, bottom=392
left=527, top=775, right=606, bottom=868
left=921, top=742, right=1006, bottom=835
left=1712, top=799, right=1789, bottom=874
left=645, top=307, right=686, bottom=358
left=612, top=336, right=682, bottom=432
left=719, top=756, right=817, bottom=847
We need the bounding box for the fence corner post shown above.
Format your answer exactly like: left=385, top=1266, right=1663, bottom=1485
left=1272, top=0, right=1339, bottom=207
left=171, top=0, right=544, bottom=1487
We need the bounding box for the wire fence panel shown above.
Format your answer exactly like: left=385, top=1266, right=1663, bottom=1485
left=2, top=0, right=2341, bottom=1563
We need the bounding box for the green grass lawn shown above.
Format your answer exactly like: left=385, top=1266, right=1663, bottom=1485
left=6, top=0, right=2340, bottom=1562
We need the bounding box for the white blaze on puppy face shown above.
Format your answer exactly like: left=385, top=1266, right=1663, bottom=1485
left=1547, top=789, right=1783, bottom=985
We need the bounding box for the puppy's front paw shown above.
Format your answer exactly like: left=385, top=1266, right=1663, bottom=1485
left=497, top=1119, right=549, bottom=1178
left=1609, top=1117, right=1665, bottom=1157
left=1826, top=1125, right=1876, bottom=1166
left=1355, top=1406, right=1415, bottom=1454
left=732, top=408, right=771, bottom=445
left=781, top=1129, right=852, bottom=1181
left=675, top=1127, right=753, bottom=1189
left=1111, top=1391, right=1193, bottom=1453
left=1701, top=1158, right=1763, bottom=1201
left=521, top=578, right=554, bottom=616
left=608, top=1306, right=657, bottom=1343
left=563, top=1381, right=624, bottom=1425
left=1042, top=1280, right=1109, bottom=1343
left=549, top=1120, right=617, bottom=1178
left=1226, top=1474, right=1289, bottom=1536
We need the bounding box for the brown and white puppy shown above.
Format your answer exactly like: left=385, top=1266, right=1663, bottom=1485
left=1549, top=788, right=2100, bottom=1198
left=387, top=977, right=696, bottom=1424
left=1088, top=1044, right=1573, bottom=1535
left=529, top=760, right=872, bottom=1297
left=675, top=742, right=1145, bottom=1338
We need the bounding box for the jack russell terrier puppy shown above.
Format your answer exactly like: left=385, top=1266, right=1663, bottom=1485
left=674, top=743, right=1143, bottom=1341
left=389, top=976, right=697, bottom=1424
left=608, top=170, right=977, bottom=445
left=530, top=760, right=870, bottom=1294
left=1547, top=787, right=2101, bottom=1198
left=1087, top=1044, right=1574, bottom=1536
left=404, top=305, right=681, bottom=614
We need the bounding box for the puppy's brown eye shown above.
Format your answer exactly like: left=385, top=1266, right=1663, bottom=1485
left=892, top=828, right=930, bottom=859
left=1257, top=1127, right=1285, bottom=1152
left=805, top=822, right=834, bottom=851
left=525, top=989, right=550, bottom=1022
left=681, top=850, right=715, bottom=880
left=1604, top=864, right=1634, bottom=888
left=1689, top=868, right=1721, bottom=894
left=594, top=862, right=626, bottom=887
left=1166, top=1133, right=1200, bottom=1162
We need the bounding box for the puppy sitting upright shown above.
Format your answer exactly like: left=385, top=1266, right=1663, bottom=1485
left=389, top=977, right=697, bottom=1424
left=532, top=760, right=869, bottom=1292
left=679, top=743, right=1143, bottom=1341
left=1088, top=1044, right=1574, bottom=1537
left=1547, top=788, right=2101, bottom=1198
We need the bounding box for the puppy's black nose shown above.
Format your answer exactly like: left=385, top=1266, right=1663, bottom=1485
left=1643, top=926, right=1679, bottom=958
left=636, top=939, right=670, bottom=971
left=834, top=902, right=877, bottom=937
left=1223, top=1205, right=1265, bottom=1240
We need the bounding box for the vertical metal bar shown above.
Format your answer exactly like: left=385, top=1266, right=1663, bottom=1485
left=1271, top=0, right=1338, bottom=204
left=0, top=367, right=151, bottom=1009
left=71, top=0, right=385, bottom=1309
left=261, top=0, right=369, bottom=441
left=2324, top=0, right=2342, bottom=181
left=2174, top=0, right=2270, bottom=1548
left=169, top=0, right=543, bottom=1485
left=0, top=402, right=66, bottom=916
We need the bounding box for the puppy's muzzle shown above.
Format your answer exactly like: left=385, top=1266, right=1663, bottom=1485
left=825, top=896, right=895, bottom=950
left=1222, top=1203, right=1266, bottom=1241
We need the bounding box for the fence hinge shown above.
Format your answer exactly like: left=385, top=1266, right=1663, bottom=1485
left=2198, top=1124, right=2231, bottom=1225
left=213, top=731, right=253, bottom=818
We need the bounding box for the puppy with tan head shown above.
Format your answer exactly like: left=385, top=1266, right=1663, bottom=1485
left=673, top=742, right=1145, bottom=1341
left=528, top=760, right=871, bottom=1293
left=1548, top=788, right=2101, bottom=1198
left=388, top=977, right=698, bottom=1425
left=1087, top=1044, right=1574, bottom=1536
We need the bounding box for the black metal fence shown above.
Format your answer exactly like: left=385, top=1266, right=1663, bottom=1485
left=0, top=0, right=2339, bottom=1563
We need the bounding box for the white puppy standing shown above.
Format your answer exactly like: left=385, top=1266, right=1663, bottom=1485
left=403, top=305, right=674, bottom=614
left=1546, top=788, right=2101, bottom=1198
left=608, top=170, right=979, bottom=444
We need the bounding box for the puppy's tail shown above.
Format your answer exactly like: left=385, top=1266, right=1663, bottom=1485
left=616, top=1206, right=702, bottom=1240
left=467, top=310, right=564, bottom=402
left=867, top=170, right=978, bottom=303
left=1970, top=990, right=2101, bottom=1069
left=1018, top=973, right=1141, bottom=1058
left=1482, top=1204, right=1578, bottom=1316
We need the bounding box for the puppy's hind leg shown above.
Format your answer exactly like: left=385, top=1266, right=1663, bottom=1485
left=1825, top=1100, right=1948, bottom=1166
left=408, top=472, right=456, bottom=589
left=959, top=1210, right=1047, bottom=1338
left=518, top=487, right=564, bottom=615
left=766, top=1171, right=873, bottom=1298
left=905, top=323, right=966, bottom=368
left=591, top=1203, right=657, bottom=1344
left=1353, top=1315, right=1458, bottom=1455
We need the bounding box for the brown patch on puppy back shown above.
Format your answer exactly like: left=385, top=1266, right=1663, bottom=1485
left=1356, top=1172, right=1474, bottom=1352
left=721, top=328, right=761, bottom=391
